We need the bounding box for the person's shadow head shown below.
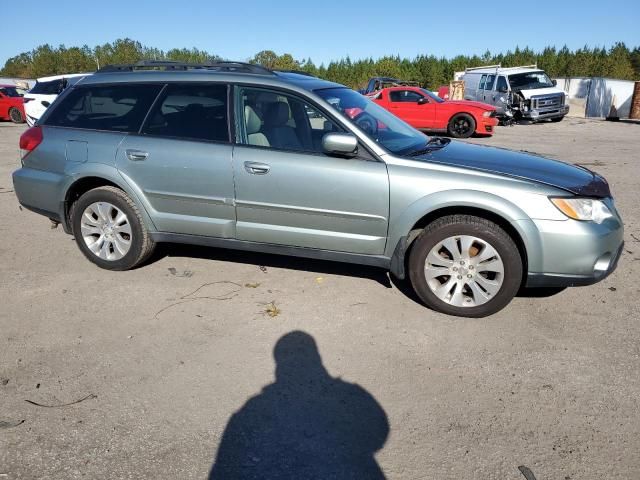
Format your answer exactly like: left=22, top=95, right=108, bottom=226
left=210, top=331, right=389, bottom=479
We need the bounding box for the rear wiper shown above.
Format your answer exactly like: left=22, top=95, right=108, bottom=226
left=409, top=137, right=451, bottom=156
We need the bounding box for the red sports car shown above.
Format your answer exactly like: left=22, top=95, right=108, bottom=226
left=0, top=84, right=26, bottom=123
left=368, top=86, right=497, bottom=138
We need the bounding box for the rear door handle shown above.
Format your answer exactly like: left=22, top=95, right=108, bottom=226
left=126, top=149, right=149, bottom=161
left=244, top=161, right=270, bottom=175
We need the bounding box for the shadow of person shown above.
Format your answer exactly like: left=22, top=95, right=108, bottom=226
left=209, top=331, right=389, bottom=479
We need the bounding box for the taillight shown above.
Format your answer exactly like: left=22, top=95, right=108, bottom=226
left=19, top=126, right=43, bottom=159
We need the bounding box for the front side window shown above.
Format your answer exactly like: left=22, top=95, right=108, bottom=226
left=142, top=83, right=229, bottom=142
left=45, top=84, right=162, bottom=132
left=315, top=87, right=428, bottom=156
left=237, top=87, right=341, bottom=153
left=389, top=90, right=424, bottom=103
left=478, top=74, right=487, bottom=90
left=496, top=76, right=508, bottom=92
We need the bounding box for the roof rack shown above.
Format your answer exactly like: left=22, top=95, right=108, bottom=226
left=465, top=63, right=538, bottom=72
left=274, top=69, right=316, bottom=77
left=96, top=60, right=275, bottom=75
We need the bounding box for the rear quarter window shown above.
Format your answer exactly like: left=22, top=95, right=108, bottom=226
left=30, top=80, right=63, bottom=95
left=44, top=84, right=162, bottom=133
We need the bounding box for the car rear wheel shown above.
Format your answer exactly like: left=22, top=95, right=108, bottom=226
left=447, top=113, right=476, bottom=138
left=9, top=107, right=24, bottom=123
left=408, top=215, right=523, bottom=317
left=71, top=186, right=155, bottom=270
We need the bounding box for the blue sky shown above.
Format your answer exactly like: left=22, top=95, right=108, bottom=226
left=3, top=0, right=639, bottom=67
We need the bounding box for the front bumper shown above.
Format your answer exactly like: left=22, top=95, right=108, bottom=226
left=524, top=104, right=570, bottom=120
left=524, top=214, right=624, bottom=288
left=478, top=116, right=499, bottom=134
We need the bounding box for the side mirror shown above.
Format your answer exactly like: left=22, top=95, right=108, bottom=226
left=552, top=79, right=557, bottom=86
left=322, top=132, right=358, bottom=158
left=41, top=101, right=51, bottom=108
left=417, top=97, right=428, bottom=105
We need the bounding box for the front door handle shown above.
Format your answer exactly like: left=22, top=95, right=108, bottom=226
left=244, top=161, right=270, bottom=175
left=126, top=149, right=149, bottom=161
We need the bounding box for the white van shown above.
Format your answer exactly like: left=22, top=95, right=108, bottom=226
left=23, top=73, right=90, bottom=126
left=460, top=65, right=569, bottom=122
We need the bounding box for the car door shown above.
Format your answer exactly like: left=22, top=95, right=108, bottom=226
left=116, top=82, right=236, bottom=238
left=232, top=86, right=389, bottom=255
left=387, top=89, right=435, bottom=128
left=493, top=76, right=510, bottom=114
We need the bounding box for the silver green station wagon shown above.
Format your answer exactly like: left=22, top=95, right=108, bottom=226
left=13, top=61, right=623, bottom=317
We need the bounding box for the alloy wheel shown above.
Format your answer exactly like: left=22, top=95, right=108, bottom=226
left=80, top=202, right=132, bottom=261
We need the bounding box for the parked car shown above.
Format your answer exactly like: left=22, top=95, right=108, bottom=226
left=13, top=61, right=623, bottom=317
left=0, top=84, right=26, bottom=123
left=368, top=86, right=498, bottom=138
left=360, top=77, right=419, bottom=95
left=460, top=64, right=569, bottom=122
left=23, top=73, right=89, bottom=126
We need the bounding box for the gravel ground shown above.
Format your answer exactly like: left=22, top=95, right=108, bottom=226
left=0, top=118, right=639, bottom=480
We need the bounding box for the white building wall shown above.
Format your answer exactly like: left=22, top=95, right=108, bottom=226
left=555, top=77, right=636, bottom=119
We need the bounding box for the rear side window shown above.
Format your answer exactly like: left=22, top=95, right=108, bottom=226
left=45, top=84, right=162, bottom=133
left=141, top=83, right=229, bottom=142
left=30, top=80, right=63, bottom=95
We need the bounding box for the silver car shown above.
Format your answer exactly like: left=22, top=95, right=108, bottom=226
left=12, top=61, right=623, bottom=317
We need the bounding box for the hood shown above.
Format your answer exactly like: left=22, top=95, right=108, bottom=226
left=516, top=87, right=566, bottom=99
left=412, top=140, right=610, bottom=197
left=445, top=99, right=494, bottom=110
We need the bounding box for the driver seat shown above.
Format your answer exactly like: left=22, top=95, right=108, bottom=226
left=263, top=101, right=302, bottom=150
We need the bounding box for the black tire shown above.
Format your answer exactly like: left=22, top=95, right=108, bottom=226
left=9, top=107, right=24, bottom=124
left=408, top=215, right=523, bottom=318
left=71, top=186, right=155, bottom=271
left=447, top=113, right=476, bottom=138
left=550, top=116, right=564, bottom=123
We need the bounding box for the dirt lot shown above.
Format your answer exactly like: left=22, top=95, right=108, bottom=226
left=1, top=118, right=639, bottom=479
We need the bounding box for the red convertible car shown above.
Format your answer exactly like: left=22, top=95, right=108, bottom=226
left=368, top=86, right=497, bottom=138
left=0, top=84, right=26, bottom=123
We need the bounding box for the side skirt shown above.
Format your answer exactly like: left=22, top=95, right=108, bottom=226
left=150, top=232, right=392, bottom=269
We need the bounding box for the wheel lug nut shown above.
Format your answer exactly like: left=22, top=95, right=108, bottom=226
left=467, top=274, right=472, bottom=278
left=452, top=267, right=458, bottom=271
left=457, top=275, right=462, bottom=280
left=468, top=265, right=474, bottom=270
left=460, top=261, right=465, bottom=265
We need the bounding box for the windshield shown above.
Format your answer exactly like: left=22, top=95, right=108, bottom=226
left=0, top=86, right=21, bottom=97
left=508, top=71, right=554, bottom=90
left=419, top=88, right=444, bottom=103
left=315, top=87, right=428, bottom=155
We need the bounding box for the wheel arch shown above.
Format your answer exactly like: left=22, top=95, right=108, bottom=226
left=387, top=190, right=541, bottom=282
left=62, top=171, right=156, bottom=234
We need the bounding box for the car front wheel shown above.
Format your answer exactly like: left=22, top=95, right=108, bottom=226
left=408, top=215, right=523, bottom=317
left=9, top=107, right=24, bottom=123
left=71, top=186, right=155, bottom=270
left=447, top=113, right=476, bottom=138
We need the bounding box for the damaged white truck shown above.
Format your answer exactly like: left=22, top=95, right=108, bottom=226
left=459, top=65, right=569, bottom=123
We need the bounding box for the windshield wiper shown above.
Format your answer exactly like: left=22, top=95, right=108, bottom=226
left=409, top=137, right=451, bottom=156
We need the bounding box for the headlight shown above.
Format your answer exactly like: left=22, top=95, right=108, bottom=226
left=550, top=197, right=613, bottom=223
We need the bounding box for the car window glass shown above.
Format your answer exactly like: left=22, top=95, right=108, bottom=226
left=30, top=80, right=63, bottom=95
left=484, top=74, right=496, bottom=90
left=389, top=90, right=423, bottom=102
left=478, top=74, right=487, bottom=90
left=142, top=83, right=229, bottom=142
left=239, top=87, right=341, bottom=153
left=496, top=76, right=508, bottom=92
left=44, top=84, right=162, bottom=133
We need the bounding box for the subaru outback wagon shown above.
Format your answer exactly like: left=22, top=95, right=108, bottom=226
left=13, top=61, right=623, bottom=317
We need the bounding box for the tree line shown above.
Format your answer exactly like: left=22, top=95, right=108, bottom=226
left=2, top=38, right=638, bottom=90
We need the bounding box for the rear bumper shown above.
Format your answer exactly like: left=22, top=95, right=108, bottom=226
left=12, top=167, right=66, bottom=221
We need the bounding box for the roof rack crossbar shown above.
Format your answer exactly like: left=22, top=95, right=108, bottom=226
left=465, top=63, right=539, bottom=72
left=96, top=60, right=275, bottom=75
